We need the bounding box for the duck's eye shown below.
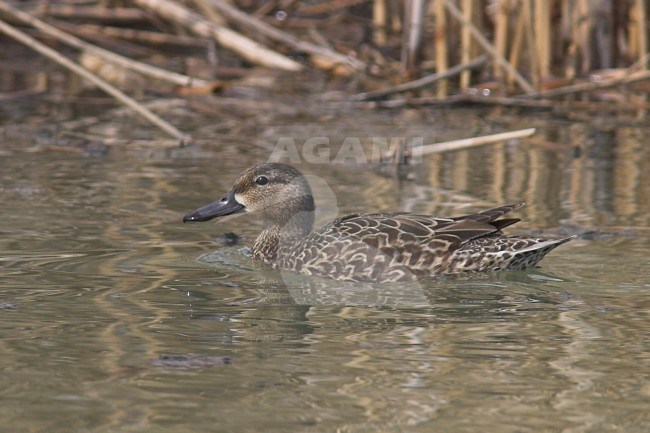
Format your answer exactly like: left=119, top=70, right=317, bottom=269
left=255, top=176, right=269, bottom=186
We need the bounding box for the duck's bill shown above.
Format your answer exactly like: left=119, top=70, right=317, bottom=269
left=183, top=188, right=245, bottom=222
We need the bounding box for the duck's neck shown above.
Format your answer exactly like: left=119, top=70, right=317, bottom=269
left=252, top=199, right=314, bottom=265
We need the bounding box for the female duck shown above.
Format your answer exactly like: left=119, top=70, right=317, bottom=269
left=183, top=163, right=574, bottom=283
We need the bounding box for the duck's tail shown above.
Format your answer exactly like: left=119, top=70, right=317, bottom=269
left=503, top=235, right=576, bottom=271
left=446, top=235, right=576, bottom=273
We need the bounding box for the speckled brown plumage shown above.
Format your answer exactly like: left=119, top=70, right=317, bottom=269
left=184, top=163, right=575, bottom=283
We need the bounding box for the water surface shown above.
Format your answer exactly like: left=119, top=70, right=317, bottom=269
left=1, top=89, right=649, bottom=432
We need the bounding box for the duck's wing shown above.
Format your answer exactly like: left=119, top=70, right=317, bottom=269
left=286, top=204, right=525, bottom=282
left=324, top=202, right=525, bottom=248
left=451, top=202, right=524, bottom=225
left=444, top=202, right=525, bottom=238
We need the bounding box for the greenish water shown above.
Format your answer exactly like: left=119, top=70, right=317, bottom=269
left=1, top=95, right=649, bottom=433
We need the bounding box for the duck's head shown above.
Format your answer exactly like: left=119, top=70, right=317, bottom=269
left=183, top=163, right=315, bottom=228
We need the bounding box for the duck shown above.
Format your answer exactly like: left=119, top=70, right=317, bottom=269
left=183, top=163, right=575, bottom=283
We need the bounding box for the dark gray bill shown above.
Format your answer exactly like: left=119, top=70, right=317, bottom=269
left=183, top=188, right=244, bottom=222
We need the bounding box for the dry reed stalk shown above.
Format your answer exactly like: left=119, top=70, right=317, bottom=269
left=560, top=0, right=575, bottom=80
left=49, top=19, right=155, bottom=57
left=38, top=5, right=148, bottom=23
left=390, top=0, right=403, bottom=32
left=455, top=95, right=650, bottom=111
left=434, top=0, right=449, bottom=97
left=507, top=1, right=525, bottom=88
left=353, top=55, right=488, bottom=100
left=66, top=24, right=210, bottom=48
left=361, top=93, right=556, bottom=108
left=534, top=0, right=551, bottom=81
left=373, top=0, right=388, bottom=45
left=0, top=88, right=47, bottom=100
left=192, top=0, right=227, bottom=25
left=0, top=17, right=190, bottom=143
left=638, top=0, right=648, bottom=70
left=403, top=0, right=426, bottom=75
left=459, top=0, right=474, bottom=88
left=627, top=52, right=650, bottom=72
left=199, top=0, right=364, bottom=71
left=574, top=0, right=591, bottom=75
left=384, top=128, right=536, bottom=160
left=522, top=0, right=538, bottom=88
left=0, top=1, right=211, bottom=88
left=493, top=0, right=509, bottom=81
left=252, top=1, right=277, bottom=18
left=306, top=26, right=330, bottom=48
left=443, top=0, right=535, bottom=93
left=634, top=0, right=649, bottom=118
left=297, top=0, right=368, bottom=15
left=521, top=69, right=650, bottom=99
left=133, top=0, right=302, bottom=71
left=600, top=1, right=615, bottom=68
left=629, top=0, right=640, bottom=58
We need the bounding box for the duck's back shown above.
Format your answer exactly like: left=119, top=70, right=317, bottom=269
left=276, top=203, right=573, bottom=283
